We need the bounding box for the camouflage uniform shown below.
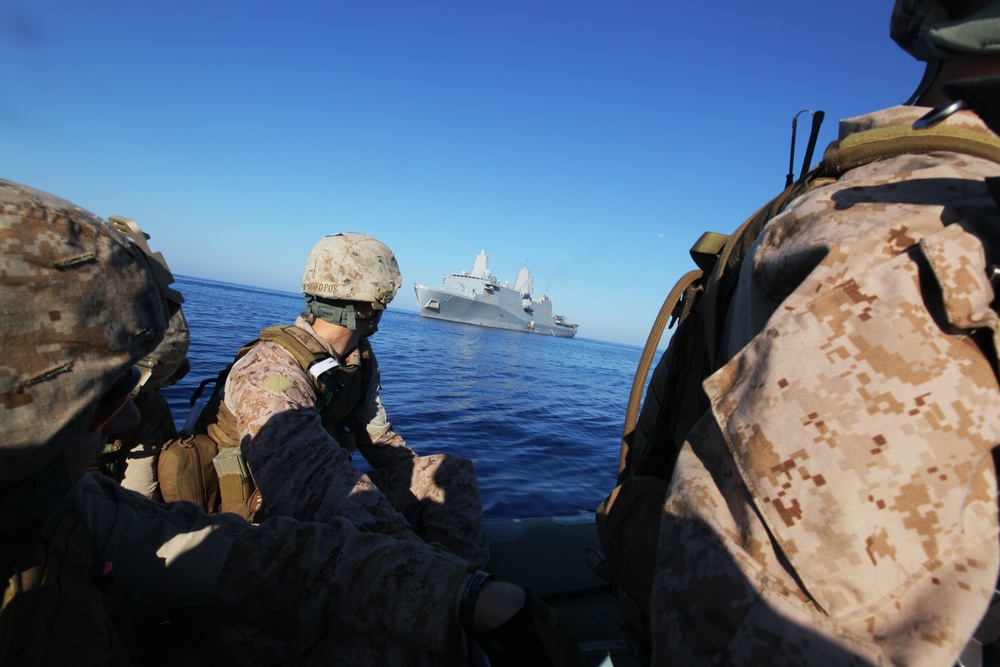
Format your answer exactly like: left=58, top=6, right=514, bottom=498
left=651, top=106, right=1000, bottom=665
left=0, top=180, right=475, bottom=665
left=67, top=470, right=472, bottom=664
left=223, top=315, right=491, bottom=569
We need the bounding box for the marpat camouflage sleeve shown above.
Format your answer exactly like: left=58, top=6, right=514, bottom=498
left=225, top=338, right=417, bottom=538
left=228, top=320, right=490, bottom=569
left=69, top=473, right=470, bottom=658
left=652, top=106, right=1000, bottom=666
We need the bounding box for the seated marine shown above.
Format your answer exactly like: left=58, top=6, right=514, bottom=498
left=0, top=177, right=580, bottom=666
left=199, top=232, right=490, bottom=568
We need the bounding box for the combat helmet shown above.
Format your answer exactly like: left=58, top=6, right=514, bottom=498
left=108, top=216, right=190, bottom=393
left=301, top=233, right=401, bottom=331
left=0, top=179, right=167, bottom=489
left=302, top=233, right=401, bottom=307
left=135, top=306, right=191, bottom=392
left=891, top=0, right=1000, bottom=102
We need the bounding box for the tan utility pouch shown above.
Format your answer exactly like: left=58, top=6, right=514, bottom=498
left=212, top=446, right=257, bottom=521
left=158, top=433, right=220, bottom=513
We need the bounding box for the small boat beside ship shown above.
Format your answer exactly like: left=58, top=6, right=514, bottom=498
left=414, top=250, right=579, bottom=338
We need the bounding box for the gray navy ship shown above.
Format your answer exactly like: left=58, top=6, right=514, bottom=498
left=414, top=250, right=579, bottom=338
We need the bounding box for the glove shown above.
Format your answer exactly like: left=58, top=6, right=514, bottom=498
left=471, top=589, right=584, bottom=667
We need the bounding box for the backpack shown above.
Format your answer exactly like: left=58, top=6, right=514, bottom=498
left=595, top=117, right=1000, bottom=663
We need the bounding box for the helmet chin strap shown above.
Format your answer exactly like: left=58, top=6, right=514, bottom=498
left=303, top=295, right=382, bottom=336
left=905, top=59, right=943, bottom=105
left=303, top=295, right=359, bottom=330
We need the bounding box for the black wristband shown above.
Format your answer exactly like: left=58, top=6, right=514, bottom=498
left=459, top=570, right=494, bottom=630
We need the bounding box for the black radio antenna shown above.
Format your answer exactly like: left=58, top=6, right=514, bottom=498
left=786, top=109, right=825, bottom=188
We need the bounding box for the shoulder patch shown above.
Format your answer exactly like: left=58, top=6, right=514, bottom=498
left=261, top=373, right=295, bottom=395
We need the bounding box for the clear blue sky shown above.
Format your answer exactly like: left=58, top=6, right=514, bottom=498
left=2, top=1, right=923, bottom=346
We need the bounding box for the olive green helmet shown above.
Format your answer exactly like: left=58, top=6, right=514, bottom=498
left=0, top=179, right=167, bottom=488
left=301, top=233, right=401, bottom=309
left=891, top=0, right=1000, bottom=58
left=891, top=0, right=1000, bottom=102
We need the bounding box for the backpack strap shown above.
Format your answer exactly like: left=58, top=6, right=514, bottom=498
left=822, top=122, right=1000, bottom=177
left=620, top=269, right=701, bottom=483
left=257, top=325, right=330, bottom=371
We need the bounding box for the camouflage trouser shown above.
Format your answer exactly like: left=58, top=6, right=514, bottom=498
left=369, top=453, right=490, bottom=570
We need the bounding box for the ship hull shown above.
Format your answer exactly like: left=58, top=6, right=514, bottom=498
left=415, top=284, right=578, bottom=338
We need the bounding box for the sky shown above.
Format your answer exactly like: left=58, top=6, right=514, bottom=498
left=1, top=1, right=925, bottom=346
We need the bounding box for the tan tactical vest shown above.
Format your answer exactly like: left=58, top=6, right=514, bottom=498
left=202, top=325, right=375, bottom=452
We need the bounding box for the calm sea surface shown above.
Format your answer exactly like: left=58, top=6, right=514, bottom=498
left=162, top=275, right=647, bottom=520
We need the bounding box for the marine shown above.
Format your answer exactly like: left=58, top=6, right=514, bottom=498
left=199, top=232, right=490, bottom=566
left=97, top=220, right=191, bottom=502
left=600, top=1, right=1000, bottom=665
left=0, top=178, right=581, bottom=666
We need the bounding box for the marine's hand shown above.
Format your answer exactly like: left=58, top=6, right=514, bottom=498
left=471, top=580, right=524, bottom=632
left=472, top=587, right=584, bottom=667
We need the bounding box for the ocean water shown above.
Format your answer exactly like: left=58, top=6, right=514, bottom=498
left=161, top=275, right=647, bottom=520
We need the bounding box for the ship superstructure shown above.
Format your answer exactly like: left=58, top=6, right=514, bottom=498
left=414, top=251, right=578, bottom=338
